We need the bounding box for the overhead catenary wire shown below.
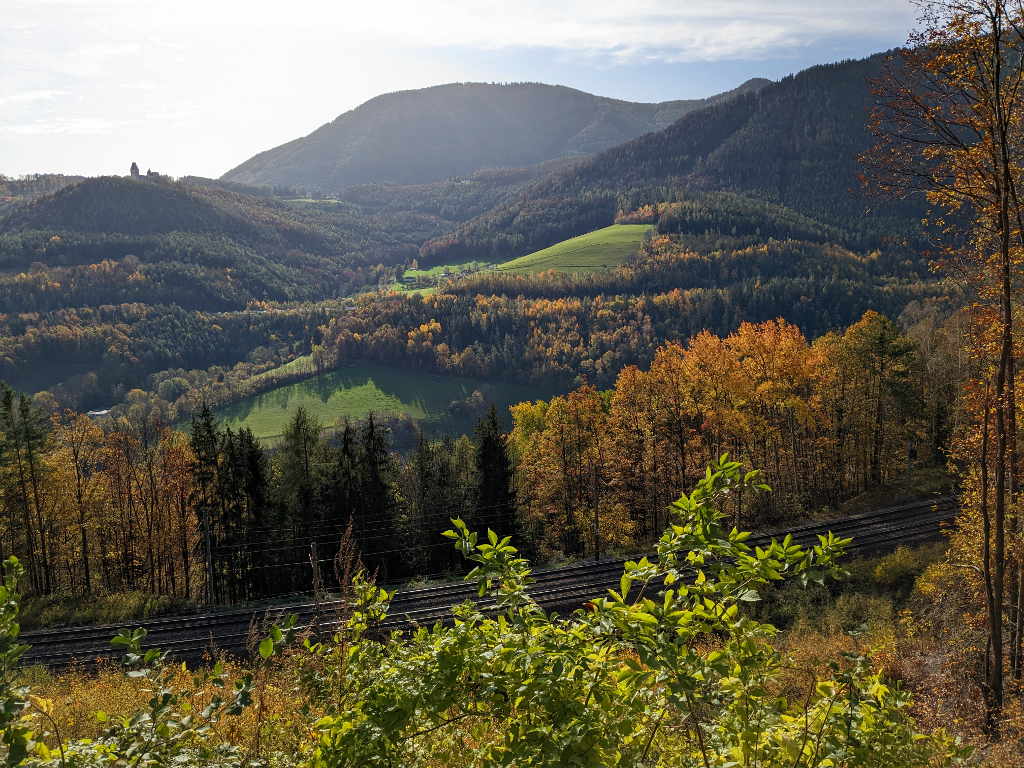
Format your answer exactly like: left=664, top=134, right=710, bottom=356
left=207, top=508, right=517, bottom=555
left=203, top=498, right=518, bottom=539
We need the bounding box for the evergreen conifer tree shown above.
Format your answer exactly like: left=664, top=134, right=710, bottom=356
left=473, top=403, right=516, bottom=538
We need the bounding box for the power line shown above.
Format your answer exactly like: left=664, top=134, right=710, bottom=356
left=208, top=508, right=515, bottom=555
left=207, top=499, right=516, bottom=537
left=211, top=535, right=497, bottom=575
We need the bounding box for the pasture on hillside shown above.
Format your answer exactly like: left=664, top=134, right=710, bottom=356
left=494, top=224, right=650, bottom=275
left=214, top=362, right=554, bottom=443
left=392, top=256, right=479, bottom=293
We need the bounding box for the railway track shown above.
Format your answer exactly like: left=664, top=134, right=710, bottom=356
left=20, top=495, right=957, bottom=668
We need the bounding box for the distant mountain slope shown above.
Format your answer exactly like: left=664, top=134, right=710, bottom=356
left=0, top=176, right=348, bottom=250
left=420, top=53, right=923, bottom=265
left=179, top=175, right=304, bottom=199
left=0, top=176, right=452, bottom=310
left=0, top=174, right=87, bottom=217
left=221, top=80, right=770, bottom=192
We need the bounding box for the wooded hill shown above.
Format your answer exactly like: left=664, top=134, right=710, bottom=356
left=420, top=52, right=925, bottom=265
left=0, top=166, right=582, bottom=409
left=0, top=176, right=436, bottom=311
left=221, top=79, right=770, bottom=192
left=0, top=173, right=87, bottom=217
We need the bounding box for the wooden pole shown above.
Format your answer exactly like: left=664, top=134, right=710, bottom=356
left=593, top=464, right=600, bottom=563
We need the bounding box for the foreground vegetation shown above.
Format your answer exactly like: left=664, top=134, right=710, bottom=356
left=1, top=459, right=971, bottom=767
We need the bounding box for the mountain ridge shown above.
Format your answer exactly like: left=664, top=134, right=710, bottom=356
left=418, top=53, right=926, bottom=265
left=221, top=79, right=771, bottom=192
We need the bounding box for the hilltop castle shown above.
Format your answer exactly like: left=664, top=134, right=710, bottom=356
left=129, top=162, right=159, bottom=179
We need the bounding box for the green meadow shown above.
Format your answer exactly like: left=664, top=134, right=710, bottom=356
left=494, top=224, right=650, bottom=275
left=214, top=362, right=554, bottom=443
left=391, top=256, right=478, bottom=293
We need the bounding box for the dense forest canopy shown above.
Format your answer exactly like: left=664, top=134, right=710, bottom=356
left=0, top=313, right=958, bottom=604
left=0, top=176, right=435, bottom=315
left=0, top=173, right=87, bottom=217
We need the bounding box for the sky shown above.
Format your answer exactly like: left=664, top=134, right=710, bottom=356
left=1, top=0, right=918, bottom=180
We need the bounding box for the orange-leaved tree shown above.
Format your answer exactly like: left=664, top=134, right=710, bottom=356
left=863, top=0, right=1024, bottom=729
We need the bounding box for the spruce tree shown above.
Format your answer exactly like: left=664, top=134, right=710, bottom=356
left=473, top=403, right=516, bottom=539
left=356, top=412, right=395, bottom=581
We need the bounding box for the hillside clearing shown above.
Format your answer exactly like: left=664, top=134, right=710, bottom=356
left=214, top=362, right=554, bottom=442
left=495, top=224, right=650, bottom=275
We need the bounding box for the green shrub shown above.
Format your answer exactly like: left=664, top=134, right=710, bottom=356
left=753, top=542, right=948, bottom=634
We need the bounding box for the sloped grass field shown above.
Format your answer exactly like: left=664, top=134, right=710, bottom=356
left=214, top=362, right=552, bottom=441
left=495, top=224, right=650, bottom=275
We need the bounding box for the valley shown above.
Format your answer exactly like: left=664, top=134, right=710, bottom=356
left=214, top=362, right=554, bottom=443
left=8, top=1, right=1024, bottom=762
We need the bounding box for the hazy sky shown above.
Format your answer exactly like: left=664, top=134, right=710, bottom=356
left=2, top=0, right=917, bottom=180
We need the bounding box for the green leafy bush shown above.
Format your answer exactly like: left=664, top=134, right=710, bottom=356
left=304, top=457, right=968, bottom=767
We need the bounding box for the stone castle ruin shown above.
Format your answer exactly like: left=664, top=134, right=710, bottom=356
left=129, top=162, right=159, bottom=179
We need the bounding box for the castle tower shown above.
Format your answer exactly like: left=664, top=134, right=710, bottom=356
left=130, top=162, right=140, bottom=178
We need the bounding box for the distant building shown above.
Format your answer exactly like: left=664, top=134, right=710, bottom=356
left=129, top=162, right=160, bottom=180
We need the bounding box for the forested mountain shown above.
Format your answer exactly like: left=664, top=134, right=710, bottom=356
left=2, top=175, right=379, bottom=244
left=0, top=173, right=87, bottom=217
left=178, top=175, right=304, bottom=199
left=421, top=52, right=923, bottom=265
left=221, top=79, right=770, bottom=192
left=0, top=176, right=441, bottom=311
left=336, top=159, right=580, bottom=224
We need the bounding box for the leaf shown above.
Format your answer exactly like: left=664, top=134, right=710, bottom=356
left=259, top=638, right=273, bottom=659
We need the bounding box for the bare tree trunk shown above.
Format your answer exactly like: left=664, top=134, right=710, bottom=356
left=982, top=381, right=999, bottom=732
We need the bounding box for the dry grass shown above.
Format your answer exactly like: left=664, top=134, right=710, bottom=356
left=18, top=651, right=323, bottom=764
left=18, top=591, right=196, bottom=631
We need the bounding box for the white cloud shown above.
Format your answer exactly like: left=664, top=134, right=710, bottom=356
left=2, top=0, right=914, bottom=67
left=333, top=0, right=912, bottom=62
left=0, top=89, right=71, bottom=105
left=1, top=116, right=145, bottom=136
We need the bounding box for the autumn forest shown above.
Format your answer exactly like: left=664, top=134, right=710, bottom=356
left=3, top=1, right=1024, bottom=765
